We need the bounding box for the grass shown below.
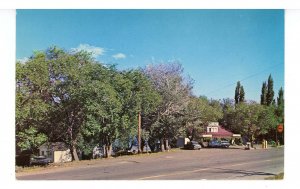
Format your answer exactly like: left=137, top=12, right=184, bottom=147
left=265, top=172, right=284, bottom=180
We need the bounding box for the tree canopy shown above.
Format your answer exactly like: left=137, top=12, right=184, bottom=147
left=16, top=46, right=284, bottom=160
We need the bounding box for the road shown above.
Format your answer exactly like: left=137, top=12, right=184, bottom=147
left=16, top=146, right=284, bottom=180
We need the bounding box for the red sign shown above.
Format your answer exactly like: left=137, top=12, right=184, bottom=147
left=277, top=124, right=284, bottom=133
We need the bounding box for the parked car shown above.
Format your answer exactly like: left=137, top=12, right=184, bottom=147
left=208, top=140, right=221, bottom=148
left=30, top=156, right=51, bottom=166
left=128, top=145, right=139, bottom=154
left=143, top=142, right=152, bottom=153
left=220, top=140, right=230, bottom=148
left=208, top=140, right=230, bottom=148
left=184, top=141, right=202, bottom=150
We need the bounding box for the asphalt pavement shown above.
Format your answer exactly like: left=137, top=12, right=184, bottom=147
left=16, top=146, right=284, bottom=180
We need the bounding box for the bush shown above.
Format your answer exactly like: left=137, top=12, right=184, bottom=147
left=16, top=154, right=31, bottom=167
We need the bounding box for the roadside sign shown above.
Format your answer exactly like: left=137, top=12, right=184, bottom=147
left=277, top=124, right=284, bottom=133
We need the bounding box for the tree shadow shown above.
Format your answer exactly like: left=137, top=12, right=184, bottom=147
left=213, top=167, right=276, bottom=178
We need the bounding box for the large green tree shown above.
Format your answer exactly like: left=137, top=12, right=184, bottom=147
left=234, top=81, right=245, bottom=104
left=260, top=82, right=267, bottom=105
left=81, top=67, right=161, bottom=157
left=81, top=65, right=122, bottom=158
left=226, top=102, right=277, bottom=147
left=276, top=87, right=284, bottom=124
left=275, top=87, right=284, bottom=144
left=16, top=51, right=53, bottom=154
left=17, top=47, right=104, bottom=160
left=143, top=62, right=193, bottom=151
left=266, top=74, right=274, bottom=106
left=182, top=96, right=223, bottom=141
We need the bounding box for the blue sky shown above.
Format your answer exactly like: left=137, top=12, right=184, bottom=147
left=16, top=9, right=284, bottom=102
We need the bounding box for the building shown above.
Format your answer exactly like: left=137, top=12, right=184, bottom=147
left=176, top=137, right=190, bottom=148
left=38, top=142, right=72, bottom=163
left=200, top=122, right=241, bottom=144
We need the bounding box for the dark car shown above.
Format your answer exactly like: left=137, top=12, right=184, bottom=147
left=30, top=156, right=51, bottom=166
left=184, top=141, right=202, bottom=150
left=209, top=140, right=230, bottom=148
left=220, top=140, right=230, bottom=148
left=208, top=140, right=221, bottom=148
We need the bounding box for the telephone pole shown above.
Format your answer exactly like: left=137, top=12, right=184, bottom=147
left=138, top=112, right=142, bottom=153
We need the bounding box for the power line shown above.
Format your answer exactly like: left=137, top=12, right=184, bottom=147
left=206, top=63, right=282, bottom=95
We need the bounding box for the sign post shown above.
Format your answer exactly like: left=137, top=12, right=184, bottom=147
left=277, top=124, right=284, bottom=133
left=277, top=124, right=284, bottom=146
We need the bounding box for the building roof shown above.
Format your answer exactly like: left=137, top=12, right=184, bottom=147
left=202, top=126, right=234, bottom=138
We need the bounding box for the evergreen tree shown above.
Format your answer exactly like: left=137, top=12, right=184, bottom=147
left=234, top=81, right=245, bottom=104
left=266, top=74, right=274, bottom=106
left=240, top=86, right=245, bottom=103
left=235, top=81, right=241, bottom=104
left=277, top=87, right=284, bottom=107
left=260, top=82, right=267, bottom=105
left=276, top=87, right=284, bottom=124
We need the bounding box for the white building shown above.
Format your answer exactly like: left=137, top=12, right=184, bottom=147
left=38, top=142, right=72, bottom=163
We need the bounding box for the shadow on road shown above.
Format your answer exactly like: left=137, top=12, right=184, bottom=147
left=213, top=167, right=275, bottom=178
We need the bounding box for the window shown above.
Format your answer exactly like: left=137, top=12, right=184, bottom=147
left=41, top=151, right=44, bottom=156
left=47, top=150, right=52, bottom=157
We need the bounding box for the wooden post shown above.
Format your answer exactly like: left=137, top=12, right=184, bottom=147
left=138, top=112, right=142, bottom=153
left=276, top=129, right=278, bottom=146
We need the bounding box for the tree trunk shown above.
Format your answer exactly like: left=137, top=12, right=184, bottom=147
left=190, top=128, right=195, bottom=141
left=160, top=138, right=165, bottom=152
left=165, top=139, right=169, bottom=151
left=71, top=142, right=79, bottom=161
left=104, top=144, right=112, bottom=158
left=250, top=134, right=254, bottom=148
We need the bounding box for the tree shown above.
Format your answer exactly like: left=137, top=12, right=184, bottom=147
left=143, top=62, right=193, bottom=151
left=183, top=96, right=223, bottom=141
left=122, top=70, right=161, bottom=152
left=16, top=127, right=48, bottom=154
left=260, top=82, right=267, bottom=105
left=219, top=98, right=235, bottom=130
left=81, top=66, right=122, bottom=158
left=16, top=47, right=99, bottom=161
left=80, top=67, right=161, bottom=158
left=225, top=102, right=276, bottom=147
left=275, top=87, right=284, bottom=143
left=240, top=86, right=245, bottom=103
left=16, top=51, right=54, bottom=154
left=277, top=87, right=284, bottom=107
left=16, top=46, right=162, bottom=160
left=234, top=81, right=245, bottom=104
left=277, top=87, right=284, bottom=121
left=266, top=74, right=274, bottom=106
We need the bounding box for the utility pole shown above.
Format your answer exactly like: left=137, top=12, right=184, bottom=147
left=138, top=112, right=142, bottom=153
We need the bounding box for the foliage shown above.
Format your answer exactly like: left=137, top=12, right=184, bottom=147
left=183, top=96, right=223, bottom=141
left=276, top=87, right=284, bottom=123
left=16, top=127, right=47, bottom=153
left=16, top=46, right=284, bottom=160
left=143, top=62, right=193, bottom=149
left=266, top=74, right=274, bottom=106
left=234, top=81, right=245, bottom=104
left=225, top=102, right=277, bottom=145
left=260, top=82, right=267, bottom=105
